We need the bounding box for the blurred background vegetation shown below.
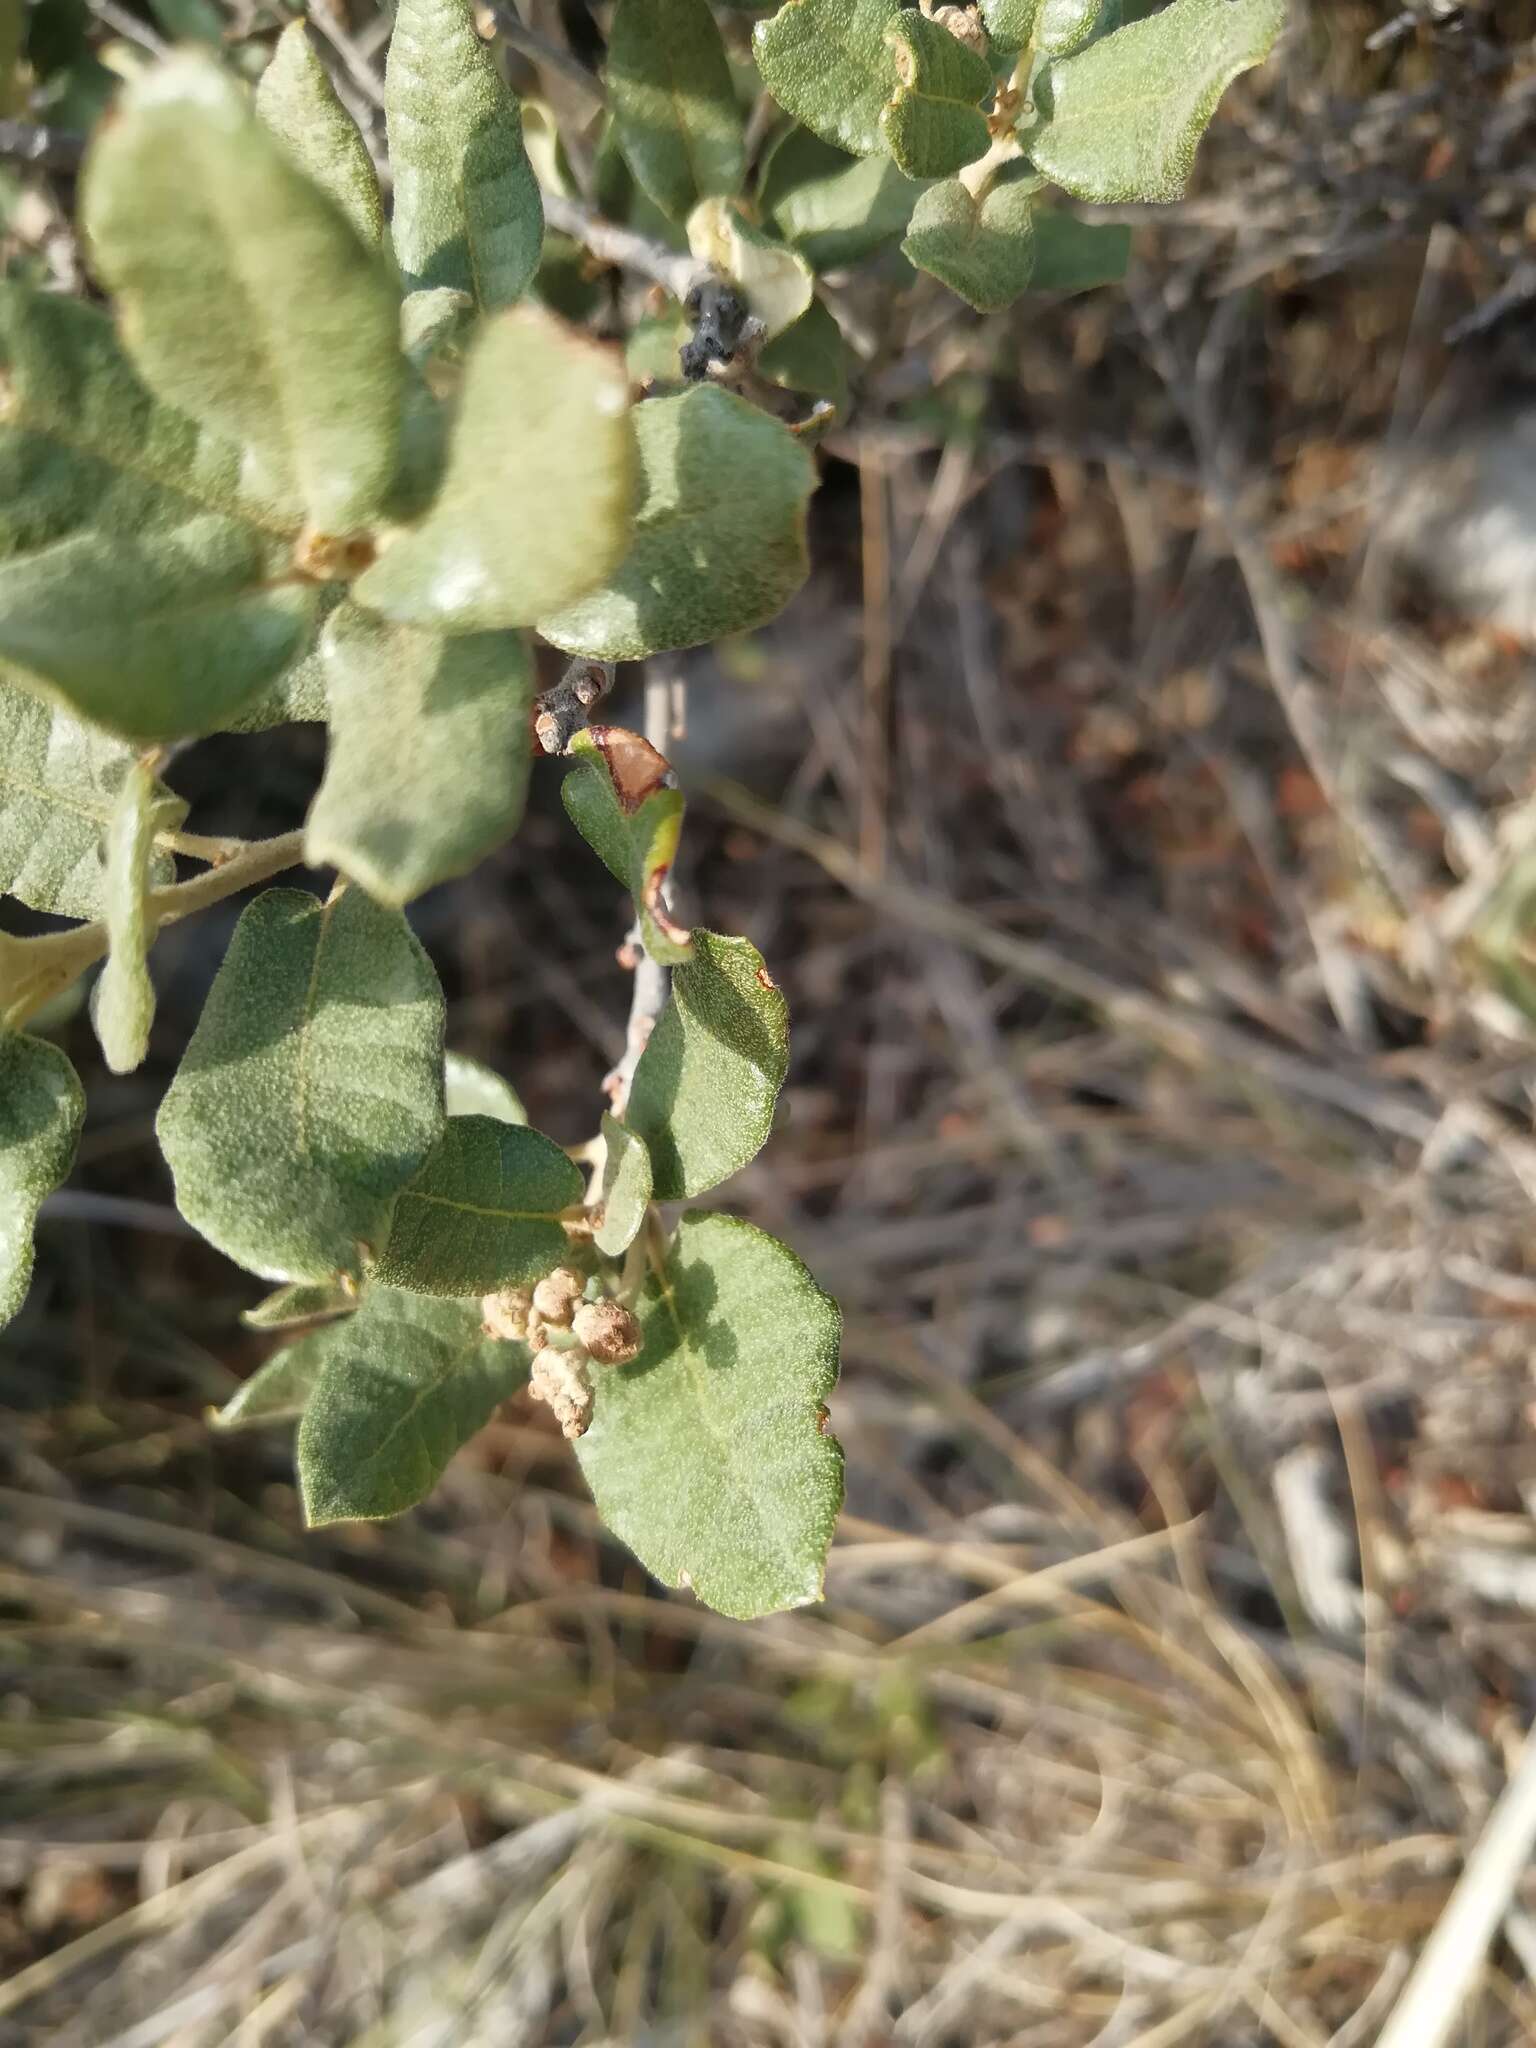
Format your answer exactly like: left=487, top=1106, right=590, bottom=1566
left=9, top=1, right=1536, bottom=2041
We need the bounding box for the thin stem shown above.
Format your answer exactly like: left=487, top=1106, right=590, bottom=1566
left=605, top=674, right=679, bottom=1119
left=1, top=830, right=307, bottom=1032
left=539, top=189, right=703, bottom=301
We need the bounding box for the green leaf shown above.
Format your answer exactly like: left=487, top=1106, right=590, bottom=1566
left=626, top=929, right=789, bottom=1200
left=220, top=591, right=340, bottom=732
left=0, top=676, right=179, bottom=918
left=400, top=286, right=476, bottom=371
left=157, top=886, right=446, bottom=1283
left=355, top=307, right=634, bottom=631
left=879, top=11, right=992, bottom=180
left=0, top=1031, right=83, bottom=1329
left=0, top=519, right=317, bottom=743
left=1030, top=0, right=1286, bottom=204
left=762, top=130, right=926, bottom=271
left=241, top=1280, right=355, bottom=1332
left=759, top=294, right=850, bottom=416
left=562, top=725, right=693, bottom=968
left=256, top=21, right=385, bottom=247
left=607, top=0, right=745, bottom=222
left=372, top=1114, right=582, bottom=1298
left=386, top=0, right=544, bottom=308
left=539, top=387, right=816, bottom=662
left=445, top=1050, right=527, bottom=1125
left=752, top=0, right=903, bottom=158
left=901, top=165, right=1036, bottom=311
left=213, top=1328, right=331, bottom=1427
left=1037, top=0, right=1107, bottom=55
left=0, top=280, right=289, bottom=554
left=82, top=52, right=404, bottom=536
left=305, top=603, right=533, bottom=907
left=1028, top=205, right=1131, bottom=291
left=595, top=1111, right=651, bottom=1257
left=298, top=1288, right=526, bottom=1523
left=91, top=758, right=182, bottom=1074
left=575, top=1212, right=842, bottom=1618
left=979, top=0, right=1042, bottom=51
left=686, top=196, right=814, bottom=340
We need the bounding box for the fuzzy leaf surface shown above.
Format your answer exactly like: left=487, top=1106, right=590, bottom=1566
left=92, top=759, right=181, bottom=1074
left=213, top=1330, right=331, bottom=1428
left=386, top=0, right=543, bottom=307
left=157, top=887, right=445, bottom=1283
left=298, top=1288, right=526, bottom=1523
left=879, top=10, right=991, bottom=180
left=562, top=725, right=692, bottom=967
left=1030, top=0, right=1285, bottom=204
left=575, top=1212, right=843, bottom=1618
left=83, top=52, right=403, bottom=534
left=241, top=1280, right=355, bottom=1331
left=305, top=603, right=533, bottom=906
left=763, top=130, right=925, bottom=270
left=901, top=166, right=1036, bottom=311
left=372, top=1114, right=582, bottom=1297
left=445, top=1051, right=527, bottom=1126
left=356, top=307, right=633, bottom=630
left=539, top=387, right=815, bottom=661
left=0, top=1032, right=83, bottom=1329
left=596, top=1112, right=652, bottom=1257
left=608, top=0, right=744, bottom=221
left=257, top=21, right=385, bottom=246
left=752, top=0, right=903, bottom=158
left=626, top=930, right=789, bottom=1200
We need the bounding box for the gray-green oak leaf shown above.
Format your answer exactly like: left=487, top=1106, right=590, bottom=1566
left=0, top=1031, right=84, bottom=1330
left=372, top=1114, right=583, bottom=1297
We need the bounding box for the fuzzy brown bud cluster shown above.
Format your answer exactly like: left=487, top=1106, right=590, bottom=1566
left=480, top=1267, right=643, bottom=1440
left=921, top=0, right=989, bottom=56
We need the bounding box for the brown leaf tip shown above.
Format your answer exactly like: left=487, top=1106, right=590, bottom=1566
left=585, top=725, right=673, bottom=815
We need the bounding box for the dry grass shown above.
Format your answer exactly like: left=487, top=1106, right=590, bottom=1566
left=7, top=2, right=1536, bottom=2042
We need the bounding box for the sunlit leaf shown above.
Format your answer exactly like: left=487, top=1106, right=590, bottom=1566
left=626, top=929, right=789, bottom=1200
left=879, top=10, right=991, bottom=180
left=445, top=1050, right=527, bottom=1126
left=979, top=0, right=1043, bottom=50
left=595, top=1111, right=651, bottom=1257
left=752, top=0, right=903, bottom=158
left=1037, top=0, right=1108, bottom=56
left=83, top=52, right=403, bottom=534
left=562, top=725, right=693, bottom=968
left=241, top=1279, right=355, bottom=1331
left=157, top=886, right=446, bottom=1283
left=1030, top=0, right=1285, bottom=204
left=901, top=165, right=1035, bottom=311
left=0, top=676, right=178, bottom=918
left=386, top=0, right=543, bottom=308
left=372, top=1114, right=582, bottom=1297
left=257, top=21, right=384, bottom=246
left=687, top=196, right=814, bottom=340
left=356, top=307, right=633, bottom=631
left=575, top=1212, right=843, bottom=1618
left=762, top=129, right=926, bottom=271
left=298, top=1287, right=526, bottom=1523
left=91, top=758, right=183, bottom=1074
left=608, top=0, right=745, bottom=221
left=305, top=602, right=533, bottom=907
left=539, top=387, right=816, bottom=661
left=0, top=1030, right=83, bottom=1330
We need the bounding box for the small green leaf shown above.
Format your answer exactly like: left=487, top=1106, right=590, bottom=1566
left=386, top=0, right=544, bottom=308
left=1030, top=0, right=1285, bottom=204
left=92, top=758, right=183, bottom=1074
left=762, top=130, right=926, bottom=271
left=241, top=1280, right=355, bottom=1332
left=575, top=1212, right=842, bottom=1618
left=1028, top=206, right=1131, bottom=292
left=372, top=1114, right=582, bottom=1298
left=759, top=294, right=850, bottom=416
left=157, top=886, right=446, bottom=1283
left=879, top=11, right=992, bottom=180
left=752, top=0, right=903, bottom=158
left=0, top=677, right=178, bottom=918
left=305, top=603, right=533, bottom=907
left=298, top=1288, right=526, bottom=1523
left=686, top=196, right=814, bottom=340
left=1037, top=0, right=1107, bottom=55
left=539, top=386, right=816, bottom=661
left=83, top=52, right=404, bottom=535
left=355, top=307, right=634, bottom=631
left=0, top=1031, right=84, bottom=1329
left=445, top=1051, right=527, bottom=1125
left=979, top=0, right=1042, bottom=51
left=901, top=165, right=1035, bottom=311
left=627, top=929, right=789, bottom=1200
left=595, top=1111, right=651, bottom=1257
left=0, top=519, right=317, bottom=743
left=608, top=0, right=745, bottom=222
left=213, top=1329, right=331, bottom=1427
left=562, top=725, right=693, bottom=968
left=257, top=21, right=385, bottom=247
